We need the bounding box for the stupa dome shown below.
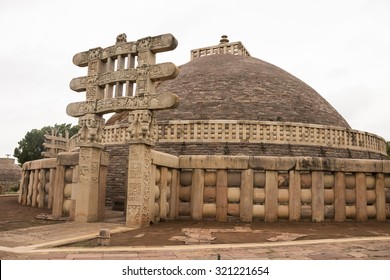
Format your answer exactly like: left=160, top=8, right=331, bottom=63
left=106, top=36, right=386, bottom=159
left=155, top=54, right=350, bottom=128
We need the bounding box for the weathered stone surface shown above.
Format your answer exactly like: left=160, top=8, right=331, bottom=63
left=72, top=33, right=177, bottom=67
left=179, top=155, right=249, bottom=169
left=74, top=147, right=105, bottom=222
left=29, top=158, right=57, bottom=170
left=240, top=169, right=253, bottom=222
left=249, top=156, right=296, bottom=170
left=57, top=152, right=79, bottom=166
left=126, top=144, right=153, bottom=227
left=311, top=171, right=324, bottom=222
left=67, top=92, right=179, bottom=117
left=191, top=169, right=204, bottom=220
left=151, top=150, right=179, bottom=168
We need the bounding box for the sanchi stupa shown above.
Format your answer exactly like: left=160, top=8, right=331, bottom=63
left=18, top=33, right=390, bottom=227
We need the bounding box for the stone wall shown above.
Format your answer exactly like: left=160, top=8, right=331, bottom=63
left=104, top=144, right=129, bottom=207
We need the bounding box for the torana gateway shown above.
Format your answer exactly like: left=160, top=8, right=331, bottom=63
left=18, top=34, right=390, bottom=227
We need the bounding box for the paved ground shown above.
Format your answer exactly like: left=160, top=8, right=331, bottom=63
left=1, top=195, right=390, bottom=260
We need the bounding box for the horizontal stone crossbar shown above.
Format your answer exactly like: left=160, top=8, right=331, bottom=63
left=66, top=92, right=179, bottom=117
left=72, top=34, right=177, bottom=67
left=70, top=63, right=178, bottom=92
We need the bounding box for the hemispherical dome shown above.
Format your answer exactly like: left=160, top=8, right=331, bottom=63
left=105, top=43, right=386, bottom=160
left=155, top=54, right=350, bottom=128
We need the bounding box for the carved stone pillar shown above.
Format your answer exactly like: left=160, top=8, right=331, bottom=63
left=125, top=110, right=157, bottom=227
left=74, top=114, right=106, bottom=222
left=126, top=144, right=154, bottom=227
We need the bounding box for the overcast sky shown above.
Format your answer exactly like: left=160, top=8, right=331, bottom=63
left=1, top=0, right=389, bottom=159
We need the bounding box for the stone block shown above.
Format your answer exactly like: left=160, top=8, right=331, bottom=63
left=57, top=152, right=79, bottom=166
left=289, top=170, right=301, bottom=221
left=179, top=155, right=249, bottom=169
left=22, top=161, right=31, bottom=171
left=29, top=160, right=41, bottom=170
left=98, top=229, right=111, bottom=246
left=252, top=204, right=265, bottom=219
left=169, top=169, right=179, bottom=219
left=151, top=150, right=179, bottom=168
left=180, top=171, right=192, bottom=186
left=216, top=169, right=228, bottom=221
left=356, top=173, right=368, bottom=221
left=383, top=160, right=390, bottom=173
left=341, top=159, right=383, bottom=173
left=265, top=171, right=278, bottom=222
left=253, top=188, right=265, bottom=203
left=203, top=203, right=216, bottom=218
left=179, top=186, right=191, bottom=202
left=190, top=169, right=204, bottom=220
left=311, top=171, right=324, bottom=222
left=41, top=158, right=57, bottom=169
left=375, top=173, right=386, bottom=221
left=100, top=151, right=110, bottom=166
left=227, top=171, right=241, bottom=186
left=240, top=169, right=253, bottom=222
left=295, top=157, right=334, bottom=171
left=249, top=156, right=296, bottom=171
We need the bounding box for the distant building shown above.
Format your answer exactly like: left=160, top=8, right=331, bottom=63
left=0, top=158, right=21, bottom=194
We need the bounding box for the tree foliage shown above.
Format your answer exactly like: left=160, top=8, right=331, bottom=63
left=13, top=123, right=79, bottom=165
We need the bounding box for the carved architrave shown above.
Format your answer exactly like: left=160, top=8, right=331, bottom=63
left=72, top=34, right=177, bottom=67
left=70, top=62, right=178, bottom=92
left=66, top=92, right=179, bottom=117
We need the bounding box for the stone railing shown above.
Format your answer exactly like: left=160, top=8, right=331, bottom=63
left=191, top=41, right=250, bottom=60
left=18, top=151, right=109, bottom=220
left=150, top=150, right=179, bottom=222
left=175, top=155, right=390, bottom=222
left=18, top=153, right=79, bottom=218
left=103, top=120, right=387, bottom=156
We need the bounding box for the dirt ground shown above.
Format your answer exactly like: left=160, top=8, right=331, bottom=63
left=1, top=195, right=390, bottom=248
left=0, top=195, right=64, bottom=232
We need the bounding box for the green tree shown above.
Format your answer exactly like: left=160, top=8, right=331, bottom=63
left=13, top=123, right=79, bottom=165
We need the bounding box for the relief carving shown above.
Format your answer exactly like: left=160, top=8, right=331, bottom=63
left=68, top=33, right=179, bottom=226
left=78, top=114, right=105, bottom=145
left=137, top=37, right=151, bottom=51
left=125, top=110, right=157, bottom=143
left=116, top=33, right=127, bottom=44
left=88, top=48, right=101, bottom=61
left=127, top=205, right=141, bottom=224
